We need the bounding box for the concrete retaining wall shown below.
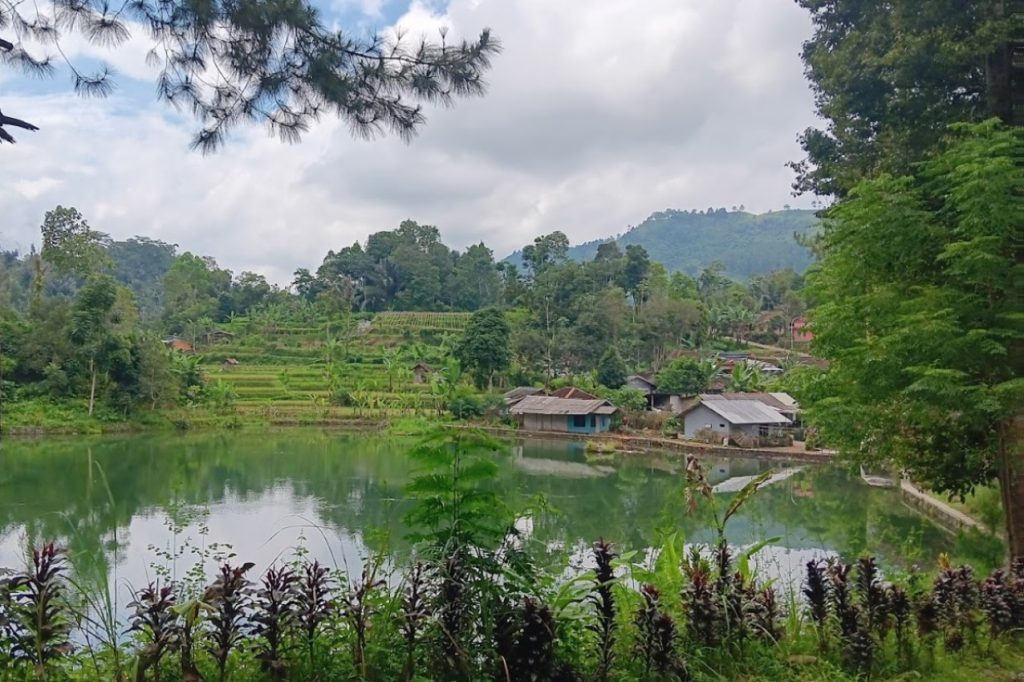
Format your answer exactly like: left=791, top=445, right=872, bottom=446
left=899, top=480, right=991, bottom=535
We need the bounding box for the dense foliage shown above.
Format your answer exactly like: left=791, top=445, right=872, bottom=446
left=796, top=121, right=1024, bottom=560
left=0, top=206, right=810, bottom=423
left=791, top=0, right=1009, bottom=197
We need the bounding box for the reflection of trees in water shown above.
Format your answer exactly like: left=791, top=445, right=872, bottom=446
left=0, top=434, right=1003, bottom=576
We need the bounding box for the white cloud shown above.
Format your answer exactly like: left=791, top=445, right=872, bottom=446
left=0, top=0, right=819, bottom=285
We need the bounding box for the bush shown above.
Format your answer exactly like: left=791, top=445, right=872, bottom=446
left=447, top=388, right=486, bottom=419
left=594, top=386, right=647, bottom=412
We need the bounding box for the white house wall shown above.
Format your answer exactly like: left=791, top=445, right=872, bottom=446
left=682, top=405, right=732, bottom=439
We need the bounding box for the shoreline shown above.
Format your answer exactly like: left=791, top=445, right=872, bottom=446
left=2, top=408, right=833, bottom=463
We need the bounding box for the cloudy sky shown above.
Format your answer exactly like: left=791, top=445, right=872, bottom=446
left=1, top=0, right=820, bottom=285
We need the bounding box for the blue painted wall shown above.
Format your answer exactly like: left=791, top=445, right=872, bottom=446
left=566, top=414, right=611, bottom=434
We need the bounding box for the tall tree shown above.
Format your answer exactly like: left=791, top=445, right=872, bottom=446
left=792, top=0, right=1009, bottom=196
left=0, top=1, right=499, bottom=149
left=70, top=275, right=128, bottom=415
left=39, top=206, right=109, bottom=280
left=521, top=232, right=569, bottom=279
left=456, top=307, right=511, bottom=390
left=798, top=122, right=1023, bottom=561
left=161, top=253, right=231, bottom=333
left=655, top=357, right=716, bottom=396
left=619, top=244, right=651, bottom=307
left=596, top=346, right=627, bottom=389
left=452, top=243, right=500, bottom=311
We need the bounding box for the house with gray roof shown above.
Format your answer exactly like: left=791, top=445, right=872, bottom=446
left=503, top=386, right=545, bottom=407
left=510, top=395, right=618, bottom=434
left=678, top=394, right=791, bottom=446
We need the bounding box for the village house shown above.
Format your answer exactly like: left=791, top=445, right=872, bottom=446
left=625, top=373, right=681, bottom=410
left=791, top=316, right=813, bottom=344
left=678, top=394, right=791, bottom=447
left=549, top=386, right=598, bottom=400
left=411, top=362, right=434, bottom=385
left=503, top=386, right=545, bottom=407
left=510, top=395, right=618, bottom=434
left=625, top=373, right=658, bottom=408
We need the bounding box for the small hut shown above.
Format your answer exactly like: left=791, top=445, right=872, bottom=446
left=412, top=362, right=434, bottom=385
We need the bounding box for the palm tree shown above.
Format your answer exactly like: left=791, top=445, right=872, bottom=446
left=729, top=361, right=766, bottom=392
left=321, top=337, right=344, bottom=368
left=429, top=357, right=463, bottom=416
left=380, top=346, right=400, bottom=392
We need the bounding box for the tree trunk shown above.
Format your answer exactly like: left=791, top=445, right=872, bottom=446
left=997, top=415, right=1024, bottom=564
left=88, top=357, right=97, bottom=417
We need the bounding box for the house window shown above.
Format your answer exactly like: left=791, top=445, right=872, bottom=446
left=590, top=415, right=597, bottom=427
left=572, top=415, right=587, bottom=428
left=719, top=424, right=726, bottom=428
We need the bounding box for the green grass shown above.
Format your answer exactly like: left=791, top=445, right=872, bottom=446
left=945, top=485, right=1005, bottom=534
left=1, top=398, right=166, bottom=434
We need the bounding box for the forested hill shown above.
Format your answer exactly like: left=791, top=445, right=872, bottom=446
left=513, top=208, right=819, bottom=279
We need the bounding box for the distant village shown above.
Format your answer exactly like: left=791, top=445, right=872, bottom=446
left=504, top=344, right=814, bottom=453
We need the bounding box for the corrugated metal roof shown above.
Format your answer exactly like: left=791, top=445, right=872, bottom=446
left=510, top=396, right=618, bottom=416
left=689, top=398, right=791, bottom=425
left=504, top=386, right=544, bottom=401
left=716, top=392, right=799, bottom=413
left=769, top=392, right=799, bottom=408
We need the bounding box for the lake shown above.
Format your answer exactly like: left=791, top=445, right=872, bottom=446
left=0, top=429, right=1003, bottom=603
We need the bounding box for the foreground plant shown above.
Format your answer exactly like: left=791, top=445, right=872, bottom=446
left=127, top=583, right=179, bottom=682
left=251, top=566, right=297, bottom=680
left=588, top=540, right=618, bottom=681
left=8, top=543, right=72, bottom=677
left=635, top=584, right=688, bottom=681
left=204, top=562, right=254, bottom=682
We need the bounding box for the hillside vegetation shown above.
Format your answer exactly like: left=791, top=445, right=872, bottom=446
left=509, top=208, right=818, bottom=279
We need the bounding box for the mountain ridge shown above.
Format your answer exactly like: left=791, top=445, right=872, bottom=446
left=507, top=208, right=819, bottom=279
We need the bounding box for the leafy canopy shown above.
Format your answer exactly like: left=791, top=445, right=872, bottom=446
left=655, top=358, right=717, bottom=396
left=791, top=0, right=1008, bottom=196
left=0, top=0, right=500, bottom=150
left=455, top=307, right=511, bottom=390
left=797, top=121, right=1022, bottom=497
left=596, top=346, right=627, bottom=389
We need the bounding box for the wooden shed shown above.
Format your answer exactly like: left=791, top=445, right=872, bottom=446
left=412, top=363, right=434, bottom=384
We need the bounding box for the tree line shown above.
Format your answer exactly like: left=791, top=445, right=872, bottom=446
left=0, top=206, right=809, bottom=418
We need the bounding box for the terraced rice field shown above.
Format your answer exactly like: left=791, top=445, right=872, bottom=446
left=194, top=312, right=461, bottom=409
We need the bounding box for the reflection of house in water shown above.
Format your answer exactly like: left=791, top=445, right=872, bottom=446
left=511, top=439, right=615, bottom=478
left=513, top=457, right=614, bottom=479
left=712, top=467, right=803, bottom=493
left=700, top=457, right=765, bottom=485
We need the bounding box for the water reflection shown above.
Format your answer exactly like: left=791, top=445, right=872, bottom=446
left=0, top=430, right=1003, bottom=604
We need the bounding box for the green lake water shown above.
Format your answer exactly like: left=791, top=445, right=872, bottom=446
left=0, top=430, right=1004, bottom=600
